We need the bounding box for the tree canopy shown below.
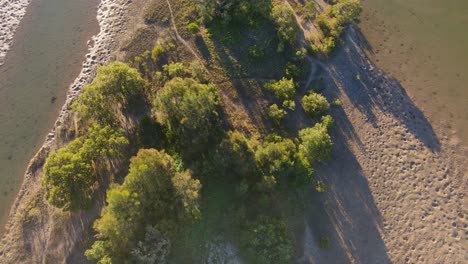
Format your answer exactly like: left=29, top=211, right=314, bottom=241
left=301, top=92, right=330, bottom=117
left=153, top=77, right=219, bottom=153
left=73, top=61, right=145, bottom=124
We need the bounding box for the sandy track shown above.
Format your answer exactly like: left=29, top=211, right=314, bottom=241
left=300, top=26, right=467, bottom=263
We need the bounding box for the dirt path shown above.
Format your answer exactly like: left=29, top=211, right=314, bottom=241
left=165, top=0, right=209, bottom=74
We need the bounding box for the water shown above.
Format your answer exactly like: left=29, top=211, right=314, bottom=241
left=0, top=0, right=99, bottom=231
left=359, top=0, right=468, bottom=143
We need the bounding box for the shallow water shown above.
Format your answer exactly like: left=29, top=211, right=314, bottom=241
left=359, top=0, right=468, bottom=143
left=0, top=0, right=98, bottom=231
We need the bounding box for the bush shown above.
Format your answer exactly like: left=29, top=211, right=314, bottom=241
left=242, top=216, right=293, bottom=264
left=299, top=118, right=334, bottom=162
left=163, top=62, right=189, bottom=78
left=265, top=77, right=296, bottom=101
left=254, top=136, right=296, bottom=179
left=301, top=92, right=329, bottom=117
left=282, top=99, right=296, bottom=110
left=268, top=104, right=286, bottom=124
left=248, top=45, right=264, bottom=62
left=187, top=22, right=200, bottom=34
left=319, top=236, right=330, bottom=248
left=303, top=1, right=316, bottom=20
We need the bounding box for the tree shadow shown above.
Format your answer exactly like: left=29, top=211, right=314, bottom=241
left=322, top=26, right=440, bottom=151
left=297, top=120, right=391, bottom=263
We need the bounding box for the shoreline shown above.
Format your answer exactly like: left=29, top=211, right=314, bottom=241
left=0, top=0, right=131, bottom=261
left=0, top=0, right=100, bottom=234
left=0, top=0, right=30, bottom=66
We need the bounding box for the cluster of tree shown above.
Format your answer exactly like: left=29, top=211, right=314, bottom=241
left=271, top=2, right=299, bottom=51
left=312, top=0, right=362, bottom=54
left=85, top=149, right=201, bottom=263
left=42, top=125, right=128, bottom=210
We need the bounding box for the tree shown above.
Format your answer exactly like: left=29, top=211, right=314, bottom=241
left=242, top=216, right=293, bottom=264
left=301, top=92, right=329, bottom=117
left=299, top=117, right=334, bottom=162
left=265, top=77, right=296, bottom=102
left=42, top=125, right=128, bottom=210
left=271, top=3, right=299, bottom=51
left=73, top=61, right=145, bottom=124
left=86, top=149, right=201, bottom=263
left=153, top=77, right=219, bottom=153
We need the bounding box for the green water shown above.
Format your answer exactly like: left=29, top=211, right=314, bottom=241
left=0, top=0, right=98, bottom=231
left=360, top=0, right=468, bottom=143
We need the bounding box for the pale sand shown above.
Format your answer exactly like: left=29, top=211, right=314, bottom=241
left=0, top=0, right=30, bottom=66
left=0, top=0, right=131, bottom=262
left=299, top=26, right=467, bottom=263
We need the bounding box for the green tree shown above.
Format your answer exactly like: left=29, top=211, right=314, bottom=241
left=73, top=62, right=145, bottom=124
left=299, top=117, right=334, bottom=162
left=301, top=92, right=329, bottom=117
left=42, top=125, right=128, bottom=210
left=86, top=149, right=201, bottom=263
left=153, top=77, right=219, bottom=153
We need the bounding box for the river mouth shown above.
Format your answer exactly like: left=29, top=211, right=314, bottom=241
left=0, top=0, right=99, bottom=232
left=359, top=0, right=468, bottom=144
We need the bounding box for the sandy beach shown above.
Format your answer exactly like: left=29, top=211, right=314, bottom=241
left=300, top=26, right=467, bottom=263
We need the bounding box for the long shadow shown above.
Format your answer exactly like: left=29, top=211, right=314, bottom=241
left=298, top=117, right=391, bottom=263
left=323, top=26, right=440, bottom=151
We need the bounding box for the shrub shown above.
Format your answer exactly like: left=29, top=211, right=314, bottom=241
left=301, top=92, right=329, bottom=117
left=303, top=1, right=316, bottom=20
left=187, top=22, right=200, bottom=34
left=268, top=104, right=286, bottom=124
left=163, top=62, right=189, bottom=78
left=282, top=99, right=296, bottom=110
left=319, top=236, right=330, bottom=248
left=254, top=136, right=296, bottom=179
left=299, top=119, right=334, bottom=162
left=248, top=45, right=264, bottom=62
left=265, top=77, right=296, bottom=101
